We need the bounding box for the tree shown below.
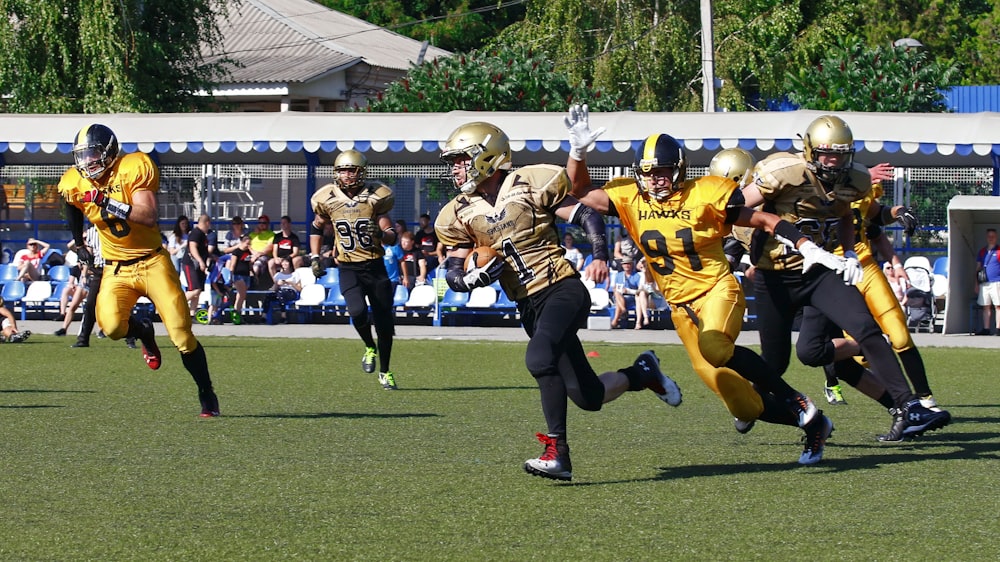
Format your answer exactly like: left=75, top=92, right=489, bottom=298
left=784, top=38, right=960, bottom=112
left=317, top=0, right=526, bottom=52
left=0, top=0, right=231, bottom=113
left=362, top=44, right=623, bottom=112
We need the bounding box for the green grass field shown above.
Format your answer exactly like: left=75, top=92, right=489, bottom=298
left=2, top=335, right=998, bottom=561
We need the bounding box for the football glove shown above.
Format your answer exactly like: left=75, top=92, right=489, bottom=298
left=75, top=245, right=94, bottom=266
left=83, top=188, right=131, bottom=220
left=896, top=206, right=919, bottom=237
left=798, top=241, right=846, bottom=275
left=310, top=254, right=324, bottom=278
left=563, top=104, right=606, bottom=161
left=462, top=256, right=503, bottom=290
left=842, top=251, right=864, bottom=286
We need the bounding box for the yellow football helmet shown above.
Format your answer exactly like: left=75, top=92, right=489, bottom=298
left=334, top=149, right=367, bottom=188
left=72, top=124, right=119, bottom=181
left=709, top=148, right=756, bottom=185
left=802, top=115, right=855, bottom=185
left=633, top=133, right=686, bottom=202
left=440, top=121, right=512, bottom=194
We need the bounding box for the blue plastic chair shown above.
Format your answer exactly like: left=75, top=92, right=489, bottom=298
left=440, top=288, right=470, bottom=308
left=48, top=265, right=71, bottom=283
left=0, top=263, right=18, bottom=284
left=1, top=280, right=27, bottom=320
left=393, top=284, right=409, bottom=307
left=933, top=256, right=948, bottom=277
left=317, top=268, right=340, bottom=289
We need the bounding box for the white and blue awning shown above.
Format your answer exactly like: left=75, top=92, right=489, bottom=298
left=1, top=110, right=998, bottom=169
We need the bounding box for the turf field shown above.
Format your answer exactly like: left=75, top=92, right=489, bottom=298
left=2, top=335, right=998, bottom=560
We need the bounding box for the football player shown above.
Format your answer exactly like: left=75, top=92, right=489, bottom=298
left=309, top=149, right=399, bottom=390
left=435, top=121, right=682, bottom=481
left=565, top=106, right=842, bottom=464
left=58, top=123, right=220, bottom=417
left=740, top=115, right=950, bottom=440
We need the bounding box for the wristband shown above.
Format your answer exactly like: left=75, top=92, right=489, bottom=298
left=105, top=199, right=132, bottom=220
left=310, top=222, right=324, bottom=236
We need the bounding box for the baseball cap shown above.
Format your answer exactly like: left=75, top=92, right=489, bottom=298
left=258, top=214, right=270, bottom=223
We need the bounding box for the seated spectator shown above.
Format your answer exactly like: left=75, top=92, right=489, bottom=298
left=266, top=256, right=302, bottom=322
left=165, top=215, right=190, bottom=271
left=268, top=215, right=304, bottom=278
left=16, top=238, right=50, bottom=282
left=884, top=261, right=908, bottom=305
left=611, top=256, right=645, bottom=329
left=228, top=235, right=254, bottom=322
left=399, top=231, right=427, bottom=290
left=1, top=304, right=30, bottom=343
left=562, top=231, right=585, bottom=271
left=415, top=213, right=443, bottom=271
left=613, top=230, right=642, bottom=270
left=249, top=214, right=276, bottom=285
left=317, top=222, right=337, bottom=270
left=383, top=240, right=403, bottom=293
left=219, top=216, right=247, bottom=256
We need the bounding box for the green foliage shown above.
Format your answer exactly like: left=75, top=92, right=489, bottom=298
left=0, top=0, right=231, bottom=113
left=317, top=0, right=526, bottom=52
left=1, top=334, right=998, bottom=559
left=363, top=44, right=623, bottom=112
left=784, top=38, right=959, bottom=112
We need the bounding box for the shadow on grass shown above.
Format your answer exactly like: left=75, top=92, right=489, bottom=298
left=403, top=386, right=537, bottom=392
left=230, top=412, right=441, bottom=419
left=568, top=433, right=1000, bottom=485
left=0, top=389, right=97, bottom=394
left=0, top=404, right=66, bottom=409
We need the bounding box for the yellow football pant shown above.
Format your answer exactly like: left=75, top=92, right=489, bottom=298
left=857, top=257, right=915, bottom=353
left=97, top=251, right=198, bottom=354
left=671, top=274, right=764, bottom=421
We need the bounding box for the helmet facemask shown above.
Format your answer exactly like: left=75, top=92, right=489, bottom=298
left=334, top=150, right=367, bottom=189
left=633, top=134, right=686, bottom=202
left=802, top=116, right=855, bottom=186
left=72, top=124, right=119, bottom=181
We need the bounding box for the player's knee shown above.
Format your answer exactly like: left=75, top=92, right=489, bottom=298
left=101, top=317, right=129, bottom=340
left=699, top=330, right=735, bottom=367
left=796, top=338, right=834, bottom=367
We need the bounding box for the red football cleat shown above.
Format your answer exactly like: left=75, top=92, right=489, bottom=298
left=139, top=319, right=161, bottom=371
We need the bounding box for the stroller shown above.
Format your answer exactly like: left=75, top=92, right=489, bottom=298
left=903, top=259, right=936, bottom=333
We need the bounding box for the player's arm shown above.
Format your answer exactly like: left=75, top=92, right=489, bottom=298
left=556, top=196, right=609, bottom=284
left=126, top=189, right=159, bottom=229
left=868, top=201, right=919, bottom=237
left=370, top=213, right=396, bottom=246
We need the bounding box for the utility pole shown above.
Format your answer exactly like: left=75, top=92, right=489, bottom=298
left=700, top=0, right=716, bottom=112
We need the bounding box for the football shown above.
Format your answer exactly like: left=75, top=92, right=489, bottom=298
left=465, top=245, right=500, bottom=270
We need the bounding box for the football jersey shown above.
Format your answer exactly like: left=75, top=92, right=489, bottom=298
left=750, top=152, right=872, bottom=271
left=58, top=152, right=164, bottom=262
left=311, top=181, right=394, bottom=264
left=435, top=164, right=577, bottom=301
left=836, top=181, right=884, bottom=262
left=604, top=175, right=740, bottom=305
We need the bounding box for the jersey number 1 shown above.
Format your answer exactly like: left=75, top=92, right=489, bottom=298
left=640, top=228, right=702, bottom=275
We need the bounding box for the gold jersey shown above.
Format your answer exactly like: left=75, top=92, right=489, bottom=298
left=604, top=174, right=740, bottom=305
left=835, top=181, right=884, bottom=262
left=750, top=152, right=872, bottom=271
left=435, top=164, right=577, bottom=301
left=58, top=152, right=164, bottom=262
left=310, top=181, right=394, bottom=264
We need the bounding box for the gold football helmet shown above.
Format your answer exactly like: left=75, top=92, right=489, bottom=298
left=72, top=124, right=119, bottom=181
left=802, top=115, right=855, bottom=185
left=440, top=121, right=512, bottom=194
left=334, top=149, right=367, bottom=188
left=633, top=133, right=686, bottom=202
left=709, top=148, right=756, bottom=185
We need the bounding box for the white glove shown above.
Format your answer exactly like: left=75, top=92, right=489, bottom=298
left=563, top=104, right=606, bottom=161
left=798, top=241, right=846, bottom=275
left=842, top=250, right=864, bottom=285
left=462, top=256, right=503, bottom=290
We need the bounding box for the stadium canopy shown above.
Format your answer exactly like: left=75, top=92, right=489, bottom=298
left=1, top=110, right=998, bottom=171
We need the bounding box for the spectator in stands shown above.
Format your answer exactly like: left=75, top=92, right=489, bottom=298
left=1, top=304, right=30, bottom=343
left=267, top=256, right=302, bottom=323
left=227, top=235, right=254, bottom=322
left=399, top=231, right=427, bottom=290
left=181, top=214, right=212, bottom=315
left=219, top=216, right=246, bottom=256
left=610, top=256, right=645, bottom=329
left=562, top=231, right=585, bottom=271
left=383, top=239, right=404, bottom=293
left=16, top=238, right=51, bottom=282
left=393, top=219, right=408, bottom=242
left=613, top=230, right=642, bottom=270
left=268, top=215, right=304, bottom=277
left=166, top=215, right=190, bottom=271
left=249, top=214, right=275, bottom=285
left=415, top=213, right=443, bottom=272
left=975, top=227, right=1000, bottom=335
left=884, top=261, right=908, bottom=305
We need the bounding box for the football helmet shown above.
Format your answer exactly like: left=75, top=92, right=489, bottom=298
left=633, top=133, right=686, bottom=202
left=440, top=121, right=512, bottom=194
left=709, top=148, right=756, bottom=185
left=334, top=149, right=367, bottom=188
left=72, top=124, right=119, bottom=181
left=802, top=115, right=855, bottom=185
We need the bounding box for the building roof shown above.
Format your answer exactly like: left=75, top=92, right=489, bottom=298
left=205, top=0, right=450, bottom=85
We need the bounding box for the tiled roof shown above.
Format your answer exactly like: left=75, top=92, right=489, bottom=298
left=204, top=0, right=450, bottom=84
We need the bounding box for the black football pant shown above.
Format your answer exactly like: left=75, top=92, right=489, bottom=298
left=519, top=277, right=605, bottom=437
left=76, top=268, right=104, bottom=344
left=753, top=267, right=916, bottom=408
left=340, top=259, right=395, bottom=373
